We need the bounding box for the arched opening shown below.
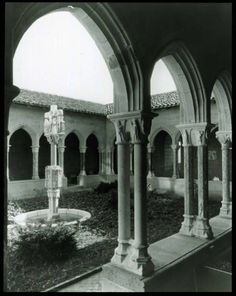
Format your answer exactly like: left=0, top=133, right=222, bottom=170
left=38, top=135, right=50, bottom=179
left=9, top=129, right=32, bottom=180
left=85, top=134, right=99, bottom=175
left=64, top=133, right=80, bottom=185
left=153, top=131, right=173, bottom=177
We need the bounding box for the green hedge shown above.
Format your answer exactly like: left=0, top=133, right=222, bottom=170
left=12, top=223, right=77, bottom=263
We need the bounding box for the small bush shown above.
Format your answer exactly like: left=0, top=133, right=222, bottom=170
left=94, top=180, right=118, bottom=193
left=12, top=223, right=77, bottom=263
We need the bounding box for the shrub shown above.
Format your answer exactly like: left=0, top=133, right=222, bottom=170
left=94, top=180, right=118, bottom=193
left=12, top=223, right=77, bottom=263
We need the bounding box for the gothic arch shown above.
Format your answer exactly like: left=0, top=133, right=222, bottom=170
left=64, top=129, right=85, bottom=148
left=211, top=71, right=232, bottom=131
left=12, top=3, right=143, bottom=113
left=149, top=126, right=174, bottom=148
left=151, top=41, right=207, bottom=124
left=9, top=125, right=35, bottom=146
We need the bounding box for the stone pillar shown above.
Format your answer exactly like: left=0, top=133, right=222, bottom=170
left=147, top=144, right=154, bottom=177
left=130, top=116, right=154, bottom=276
left=58, top=145, right=65, bottom=175
left=192, top=129, right=213, bottom=239
left=130, top=144, right=134, bottom=175
left=178, top=128, right=195, bottom=236
left=171, top=144, right=178, bottom=178
left=80, top=147, right=87, bottom=176
left=31, top=145, right=39, bottom=180
left=216, top=131, right=232, bottom=218
left=111, top=119, right=131, bottom=263
left=7, top=144, right=11, bottom=181
left=99, top=148, right=105, bottom=175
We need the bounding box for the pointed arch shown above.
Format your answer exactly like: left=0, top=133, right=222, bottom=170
left=12, top=3, right=143, bottom=113
left=211, top=71, right=232, bottom=131
left=151, top=41, right=207, bottom=124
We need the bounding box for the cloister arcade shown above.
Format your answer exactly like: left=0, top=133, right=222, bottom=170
left=5, top=3, right=231, bottom=292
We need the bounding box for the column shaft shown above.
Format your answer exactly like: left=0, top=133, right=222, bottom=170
left=7, top=144, right=11, bottom=181
left=193, top=144, right=213, bottom=239
left=220, top=143, right=231, bottom=216
left=51, top=143, right=57, bottom=166
left=80, top=152, right=86, bottom=175
left=179, top=144, right=194, bottom=235
left=58, top=146, right=65, bottom=174
left=133, top=142, right=147, bottom=247
left=171, top=145, right=177, bottom=178
left=32, top=146, right=39, bottom=180
left=117, top=143, right=130, bottom=243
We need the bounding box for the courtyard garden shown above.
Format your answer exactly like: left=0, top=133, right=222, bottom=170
left=6, top=184, right=222, bottom=292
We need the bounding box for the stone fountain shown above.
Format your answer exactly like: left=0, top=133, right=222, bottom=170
left=14, top=105, right=91, bottom=226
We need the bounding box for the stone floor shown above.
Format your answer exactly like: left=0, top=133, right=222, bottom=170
left=53, top=216, right=231, bottom=292
left=58, top=271, right=102, bottom=292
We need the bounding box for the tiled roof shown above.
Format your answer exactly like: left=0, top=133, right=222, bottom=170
left=13, top=89, right=180, bottom=115
left=151, top=91, right=180, bottom=109
left=13, top=89, right=107, bottom=115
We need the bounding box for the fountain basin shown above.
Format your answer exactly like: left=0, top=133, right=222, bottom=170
left=14, top=208, right=91, bottom=226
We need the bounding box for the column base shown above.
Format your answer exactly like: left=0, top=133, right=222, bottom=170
left=192, top=217, right=213, bottom=239
left=179, top=214, right=195, bottom=236
left=111, top=240, right=130, bottom=264
left=111, top=242, right=154, bottom=277
left=129, top=244, right=154, bottom=276
left=219, top=201, right=232, bottom=218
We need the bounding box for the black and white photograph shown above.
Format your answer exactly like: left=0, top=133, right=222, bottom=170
left=4, top=2, right=232, bottom=292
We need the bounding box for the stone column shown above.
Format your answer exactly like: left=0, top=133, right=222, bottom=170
left=31, top=145, right=39, bottom=180
left=192, top=129, right=213, bottom=239
left=80, top=147, right=87, bottom=176
left=130, top=117, right=154, bottom=276
left=130, top=144, right=134, bottom=175
left=110, top=119, right=131, bottom=263
left=216, top=131, right=232, bottom=218
left=58, top=145, right=65, bottom=175
left=178, top=128, right=195, bottom=236
left=99, top=148, right=105, bottom=175
left=7, top=144, right=11, bottom=181
left=147, top=144, right=154, bottom=177
left=171, top=144, right=178, bottom=178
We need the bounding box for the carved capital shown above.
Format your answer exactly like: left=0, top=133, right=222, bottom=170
left=177, top=123, right=208, bottom=146
left=180, top=129, right=191, bottom=146
left=80, top=147, right=87, bottom=153
left=31, top=146, right=39, bottom=153
left=147, top=143, right=155, bottom=153
left=191, top=129, right=206, bottom=146
left=114, top=119, right=130, bottom=144
left=216, top=131, right=232, bottom=145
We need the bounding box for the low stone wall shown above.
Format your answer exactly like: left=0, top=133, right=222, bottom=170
left=8, top=177, right=68, bottom=200
left=147, top=177, right=232, bottom=201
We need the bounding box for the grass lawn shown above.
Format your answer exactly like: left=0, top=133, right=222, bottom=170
left=6, top=189, right=222, bottom=292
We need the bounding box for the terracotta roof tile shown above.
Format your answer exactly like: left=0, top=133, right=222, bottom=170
left=13, top=89, right=180, bottom=115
